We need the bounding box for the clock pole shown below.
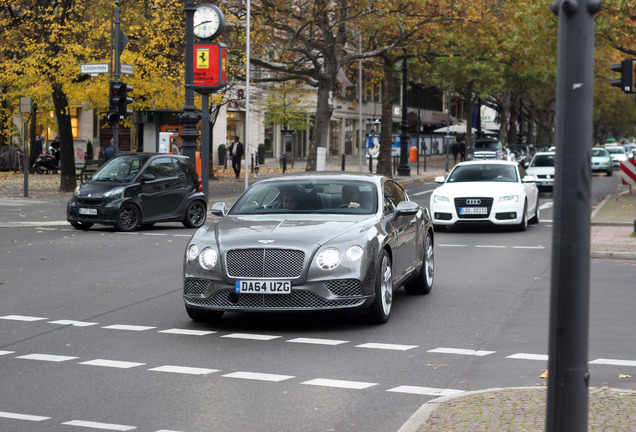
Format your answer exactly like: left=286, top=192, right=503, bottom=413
left=179, top=0, right=201, bottom=165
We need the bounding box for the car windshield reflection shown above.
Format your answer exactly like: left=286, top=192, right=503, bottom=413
left=447, top=164, right=518, bottom=183
left=230, top=180, right=378, bottom=215
left=92, top=155, right=148, bottom=182
left=530, top=154, right=555, bottom=167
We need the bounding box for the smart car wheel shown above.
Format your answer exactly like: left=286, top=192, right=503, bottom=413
left=70, top=221, right=93, bottom=230
left=405, top=230, right=434, bottom=295
left=185, top=305, right=224, bottom=322
left=368, top=250, right=392, bottom=324
left=183, top=200, right=207, bottom=228
left=115, top=204, right=140, bottom=232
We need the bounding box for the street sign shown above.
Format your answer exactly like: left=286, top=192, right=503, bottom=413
left=81, top=63, right=109, bottom=75
left=193, top=42, right=227, bottom=94
left=121, top=63, right=133, bottom=76
left=620, top=159, right=636, bottom=186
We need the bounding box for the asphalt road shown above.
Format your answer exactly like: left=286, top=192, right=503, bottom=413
left=1, top=175, right=634, bottom=432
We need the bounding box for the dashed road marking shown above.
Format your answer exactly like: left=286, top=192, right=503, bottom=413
left=302, top=378, right=377, bottom=389
left=0, top=315, right=47, bottom=322
left=512, top=246, right=545, bottom=250
left=356, top=342, right=417, bottom=351
left=387, top=386, right=466, bottom=397
left=428, top=347, right=496, bottom=356
left=475, top=245, right=506, bottom=248
left=222, top=333, right=281, bottom=341
left=287, top=337, right=348, bottom=346
left=16, top=353, right=78, bottom=362
left=590, top=358, right=636, bottom=367
left=61, top=419, right=136, bottom=430
left=48, top=319, right=99, bottom=327
left=0, top=351, right=15, bottom=356
left=0, top=411, right=50, bottom=422
left=507, top=353, right=548, bottom=361
left=222, top=371, right=295, bottom=382
left=102, top=324, right=157, bottom=332
left=158, top=328, right=216, bottom=336
left=79, top=359, right=145, bottom=369
left=148, top=365, right=220, bottom=375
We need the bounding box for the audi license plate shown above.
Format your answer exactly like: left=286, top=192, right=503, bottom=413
left=459, top=207, right=487, bottom=215
left=78, top=208, right=97, bottom=216
left=235, top=280, right=291, bottom=294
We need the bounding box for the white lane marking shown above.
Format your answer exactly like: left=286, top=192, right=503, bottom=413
left=0, top=411, right=50, bottom=421
left=287, top=337, right=348, bottom=346
left=173, top=234, right=192, bottom=237
left=102, top=324, right=156, bottom=332
left=507, top=353, right=548, bottom=361
left=356, top=342, right=417, bottom=351
left=158, top=328, right=216, bottom=336
left=114, top=232, right=137, bottom=235
left=540, top=202, right=553, bottom=210
left=0, top=350, right=15, bottom=356
left=48, top=320, right=99, bottom=327
left=16, top=353, right=78, bottom=362
left=387, top=386, right=466, bottom=397
left=61, top=419, right=136, bottom=430
left=428, top=347, right=495, bottom=356
left=221, top=333, right=281, bottom=341
left=302, top=378, right=377, bottom=389
left=222, top=371, right=295, bottom=382
left=412, top=190, right=432, bottom=196
left=590, top=358, right=636, bottom=367
left=141, top=233, right=167, bottom=236
left=0, top=315, right=47, bottom=321
left=438, top=244, right=468, bottom=247
left=79, top=359, right=145, bottom=369
left=148, top=365, right=220, bottom=375
left=36, top=228, right=58, bottom=231
left=512, top=246, right=545, bottom=250
left=475, top=245, right=506, bottom=248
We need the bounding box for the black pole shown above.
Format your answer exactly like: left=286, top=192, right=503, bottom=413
left=201, top=93, right=210, bottom=200
left=341, top=153, right=345, bottom=171
left=397, top=55, right=410, bottom=176
left=546, top=1, right=601, bottom=431
left=179, top=0, right=200, bottom=165
left=369, top=151, right=373, bottom=173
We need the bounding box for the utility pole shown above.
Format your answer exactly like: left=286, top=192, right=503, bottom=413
left=546, top=1, right=601, bottom=431
left=112, top=1, right=121, bottom=156
left=397, top=55, right=410, bottom=176
left=180, top=0, right=201, bottom=164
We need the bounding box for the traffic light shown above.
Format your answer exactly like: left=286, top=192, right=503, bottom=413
left=107, top=81, right=125, bottom=124
left=610, top=59, right=633, bottom=93
left=118, top=82, right=133, bottom=118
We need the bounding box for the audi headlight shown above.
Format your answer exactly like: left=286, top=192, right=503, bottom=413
left=198, top=247, right=218, bottom=269
left=316, top=248, right=342, bottom=270
left=104, top=186, right=126, bottom=198
left=433, top=195, right=450, bottom=203
left=498, top=195, right=519, bottom=203
left=345, top=245, right=363, bottom=261
left=186, top=244, right=199, bottom=261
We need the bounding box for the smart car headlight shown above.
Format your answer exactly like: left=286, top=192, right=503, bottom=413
left=345, top=245, right=363, bottom=262
left=498, top=195, right=519, bottom=203
left=186, top=244, right=199, bottom=261
left=433, top=195, right=450, bottom=203
left=198, top=247, right=218, bottom=269
left=316, top=248, right=342, bottom=270
left=104, top=186, right=126, bottom=198
left=73, top=186, right=81, bottom=197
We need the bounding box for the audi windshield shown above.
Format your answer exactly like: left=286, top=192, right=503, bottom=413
left=447, top=164, right=518, bottom=183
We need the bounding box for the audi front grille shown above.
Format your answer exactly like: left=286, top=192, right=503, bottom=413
left=454, top=197, right=494, bottom=219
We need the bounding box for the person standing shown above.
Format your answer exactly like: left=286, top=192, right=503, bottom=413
left=229, top=135, right=244, bottom=179
left=104, top=139, right=114, bottom=162
left=451, top=141, right=459, bottom=164
left=458, top=136, right=467, bottom=162
left=50, top=136, right=61, bottom=164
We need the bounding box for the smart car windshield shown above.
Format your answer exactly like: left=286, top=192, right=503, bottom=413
left=230, top=179, right=378, bottom=215
left=447, top=164, right=518, bottom=183
left=92, top=155, right=148, bottom=182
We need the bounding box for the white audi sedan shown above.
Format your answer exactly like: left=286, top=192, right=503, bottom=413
left=430, top=160, right=540, bottom=231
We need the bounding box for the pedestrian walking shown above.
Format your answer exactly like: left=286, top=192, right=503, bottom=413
left=229, top=135, right=244, bottom=179
left=104, top=139, right=114, bottom=162
left=458, top=136, right=467, bottom=162
left=451, top=141, right=459, bottom=164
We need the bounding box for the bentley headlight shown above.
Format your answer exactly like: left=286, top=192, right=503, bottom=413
left=104, top=186, right=126, bottom=198
left=198, top=247, right=218, bottom=269
left=498, top=195, right=519, bottom=203
left=316, top=248, right=342, bottom=270
left=186, top=244, right=199, bottom=261
left=433, top=195, right=450, bottom=203
left=345, top=245, right=363, bottom=262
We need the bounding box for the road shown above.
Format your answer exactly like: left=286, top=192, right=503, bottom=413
left=1, top=174, right=634, bottom=432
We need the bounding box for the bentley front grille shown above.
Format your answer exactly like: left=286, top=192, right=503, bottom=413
left=324, top=279, right=364, bottom=297
left=226, top=248, right=305, bottom=279
left=189, top=290, right=365, bottom=310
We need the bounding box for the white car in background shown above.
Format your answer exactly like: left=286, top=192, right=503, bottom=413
left=430, top=160, right=540, bottom=232
left=526, top=151, right=556, bottom=191
left=605, top=145, right=628, bottom=168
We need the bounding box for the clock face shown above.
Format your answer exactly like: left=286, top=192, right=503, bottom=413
left=193, top=4, right=223, bottom=40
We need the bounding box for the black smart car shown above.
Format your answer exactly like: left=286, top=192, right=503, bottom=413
left=67, top=153, right=206, bottom=231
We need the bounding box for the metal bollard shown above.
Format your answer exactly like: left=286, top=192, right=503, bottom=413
left=369, top=154, right=373, bottom=173
left=251, top=153, right=254, bottom=173
left=282, top=153, right=287, bottom=173
left=341, top=154, right=345, bottom=171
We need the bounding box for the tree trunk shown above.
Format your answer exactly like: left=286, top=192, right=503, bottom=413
left=377, top=55, right=399, bottom=177
left=305, top=67, right=336, bottom=171
left=51, top=83, right=77, bottom=192
left=499, top=92, right=511, bottom=145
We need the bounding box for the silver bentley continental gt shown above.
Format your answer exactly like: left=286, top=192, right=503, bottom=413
left=183, top=173, right=434, bottom=324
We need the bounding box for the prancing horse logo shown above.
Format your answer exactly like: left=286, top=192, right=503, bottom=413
left=258, top=240, right=275, bottom=244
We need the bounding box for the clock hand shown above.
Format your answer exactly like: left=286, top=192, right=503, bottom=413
left=196, top=20, right=214, bottom=26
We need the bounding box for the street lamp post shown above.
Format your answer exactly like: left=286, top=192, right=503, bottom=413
left=397, top=55, right=410, bottom=176
left=179, top=0, right=201, bottom=164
